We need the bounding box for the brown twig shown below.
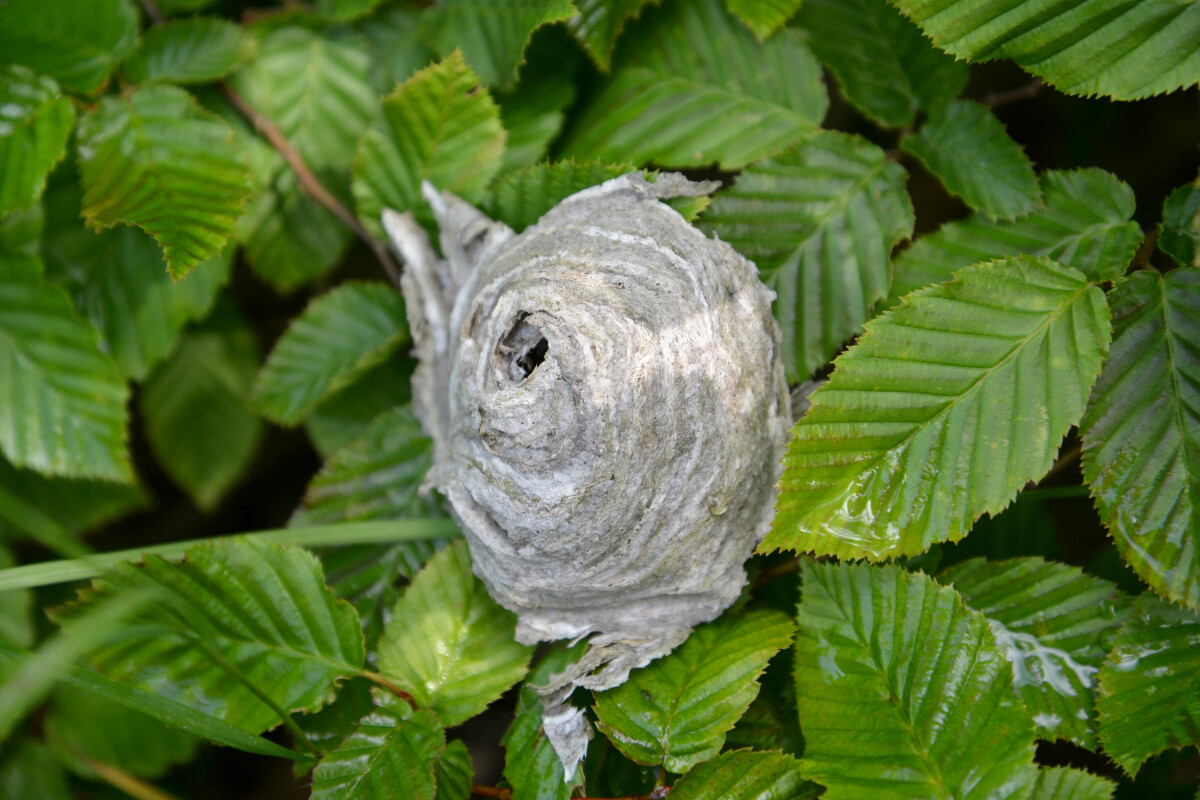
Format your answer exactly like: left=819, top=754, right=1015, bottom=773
left=359, top=668, right=419, bottom=710
left=1130, top=227, right=1161, bottom=271
left=218, top=83, right=403, bottom=288
left=1035, top=444, right=1082, bottom=488
left=979, top=78, right=1043, bottom=108
left=77, top=752, right=183, bottom=800
left=751, top=557, right=799, bottom=591
left=137, top=0, right=165, bottom=25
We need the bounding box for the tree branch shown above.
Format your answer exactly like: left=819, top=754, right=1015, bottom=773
left=218, top=83, right=403, bottom=288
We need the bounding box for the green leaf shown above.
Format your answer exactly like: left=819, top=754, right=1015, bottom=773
left=496, top=41, right=579, bottom=172
left=123, top=17, right=253, bottom=85
left=483, top=159, right=634, bottom=232
left=701, top=130, right=914, bottom=381
left=0, top=67, right=73, bottom=218
left=764, top=256, right=1111, bottom=560
left=230, top=27, right=377, bottom=176
left=49, top=662, right=312, bottom=762
left=42, top=185, right=230, bottom=380
left=1081, top=268, right=1200, bottom=610
left=304, top=358, right=414, bottom=457
left=44, top=685, right=199, bottom=779
left=378, top=540, right=533, bottom=726
left=567, top=0, right=659, bottom=72
left=353, top=51, right=506, bottom=238
left=593, top=610, right=794, bottom=773
left=311, top=706, right=444, bottom=800
left=1030, top=767, right=1115, bottom=800
left=77, top=85, right=251, bottom=279
left=293, top=407, right=439, bottom=526
left=562, top=0, right=826, bottom=169
left=795, top=561, right=1039, bottom=799
left=238, top=167, right=353, bottom=293
left=317, top=0, right=384, bottom=21
left=421, top=0, right=578, bottom=87
left=940, top=557, right=1130, bottom=748
left=0, top=589, right=151, bottom=740
left=253, top=282, right=409, bottom=426
left=668, top=749, right=818, bottom=800
left=0, top=457, right=146, bottom=543
left=435, top=739, right=473, bottom=800
left=0, top=0, right=137, bottom=93
left=359, top=6, right=436, bottom=89
left=794, top=0, right=966, bottom=128
left=725, top=0, right=803, bottom=39
left=890, top=0, right=1200, bottom=100
left=0, top=202, right=42, bottom=256
left=889, top=169, right=1143, bottom=303
left=0, top=254, right=131, bottom=482
left=1160, top=182, right=1200, bottom=268
left=0, top=742, right=71, bottom=800
left=1096, top=594, right=1200, bottom=774
left=901, top=100, right=1041, bottom=220
left=140, top=303, right=263, bottom=511
left=54, top=537, right=365, bottom=734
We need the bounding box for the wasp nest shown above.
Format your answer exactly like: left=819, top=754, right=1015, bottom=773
left=383, top=173, right=790, bottom=775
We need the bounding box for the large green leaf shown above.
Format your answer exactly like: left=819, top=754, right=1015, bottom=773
left=230, top=26, right=377, bottom=177
left=568, top=0, right=660, bottom=71
left=0, top=742, right=71, bottom=800
left=0, top=545, right=32, bottom=648
left=795, top=561, right=1038, bottom=799
left=1096, top=594, right=1200, bottom=774
left=593, top=610, right=794, bottom=773
left=701, top=130, right=914, bottom=381
left=763, top=257, right=1110, bottom=560
left=77, top=85, right=251, bottom=279
left=353, top=51, right=506, bottom=238
left=496, top=40, right=580, bottom=172
left=317, top=0, right=384, bottom=21
left=54, top=538, right=365, bottom=734
left=940, top=557, right=1130, bottom=748
left=0, top=0, right=137, bottom=93
left=311, top=705, right=444, bottom=800
left=358, top=6, right=436, bottom=89
left=482, top=159, right=634, bottom=232
left=1030, top=768, right=1115, bottom=800
left=890, top=0, right=1200, bottom=100
left=794, top=0, right=966, bottom=128
left=421, top=0, right=577, bottom=87
left=140, top=303, right=263, bottom=511
left=0, top=254, right=131, bottom=482
left=667, top=750, right=819, bottom=800
left=901, top=100, right=1041, bottom=220
left=1160, top=182, right=1200, bottom=268
left=304, top=358, right=414, bottom=457
left=123, top=17, right=253, bottom=85
left=42, top=185, right=230, bottom=380
left=0, top=457, right=145, bottom=543
left=725, top=0, right=803, bottom=39
left=1081, top=268, right=1200, bottom=609
left=0, top=67, right=73, bottom=218
left=238, top=167, right=352, bottom=292
left=293, top=407, right=439, bottom=526
left=562, top=0, right=826, bottom=169
left=377, top=541, right=533, bottom=726
left=44, top=685, right=199, bottom=779
left=890, top=169, right=1142, bottom=303
left=252, top=282, right=409, bottom=425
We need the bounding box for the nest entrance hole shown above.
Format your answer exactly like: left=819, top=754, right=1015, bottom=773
left=496, top=314, right=549, bottom=384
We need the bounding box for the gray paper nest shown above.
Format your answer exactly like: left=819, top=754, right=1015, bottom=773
left=383, top=172, right=790, bottom=777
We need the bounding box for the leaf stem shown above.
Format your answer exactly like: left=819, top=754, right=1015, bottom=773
left=78, top=753, right=183, bottom=800
left=137, top=0, right=165, bottom=25
left=217, top=82, right=403, bottom=288
left=358, top=668, right=418, bottom=710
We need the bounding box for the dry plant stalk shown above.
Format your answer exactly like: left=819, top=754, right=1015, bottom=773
left=383, top=173, right=790, bottom=775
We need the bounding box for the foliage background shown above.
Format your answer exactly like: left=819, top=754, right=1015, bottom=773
left=1, top=0, right=1199, bottom=798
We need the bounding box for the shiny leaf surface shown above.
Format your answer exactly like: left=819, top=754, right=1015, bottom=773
left=0, top=66, right=73, bottom=218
